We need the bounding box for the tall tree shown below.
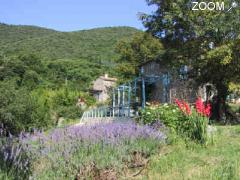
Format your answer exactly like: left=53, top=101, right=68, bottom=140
left=141, top=0, right=240, bottom=120
left=115, top=32, right=164, bottom=81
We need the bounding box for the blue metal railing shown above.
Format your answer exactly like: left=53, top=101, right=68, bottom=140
left=81, top=68, right=170, bottom=122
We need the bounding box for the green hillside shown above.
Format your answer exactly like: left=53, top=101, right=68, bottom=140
left=0, top=23, right=141, bottom=132
left=0, top=23, right=141, bottom=90
left=0, top=23, right=139, bottom=61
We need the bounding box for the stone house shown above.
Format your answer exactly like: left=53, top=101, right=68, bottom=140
left=91, top=74, right=117, bottom=103
left=140, top=60, right=215, bottom=104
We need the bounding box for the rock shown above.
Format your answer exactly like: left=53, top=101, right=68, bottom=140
left=57, top=117, right=65, bottom=127
left=207, top=125, right=217, bottom=136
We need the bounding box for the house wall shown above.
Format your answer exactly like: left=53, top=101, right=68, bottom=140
left=169, top=79, right=198, bottom=104
left=141, top=61, right=204, bottom=104
left=142, top=61, right=169, bottom=75
left=98, top=91, right=110, bottom=103
left=92, top=76, right=116, bottom=103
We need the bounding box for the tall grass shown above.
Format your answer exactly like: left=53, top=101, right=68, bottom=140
left=144, top=125, right=240, bottom=179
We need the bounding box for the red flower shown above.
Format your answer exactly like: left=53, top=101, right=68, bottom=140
left=204, top=103, right=211, bottom=117
left=182, top=100, right=192, bottom=115
left=175, top=99, right=183, bottom=111
left=195, top=97, right=211, bottom=117
left=196, top=97, right=205, bottom=115
left=175, top=99, right=191, bottom=116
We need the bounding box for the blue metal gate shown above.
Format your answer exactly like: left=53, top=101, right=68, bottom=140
left=81, top=67, right=170, bottom=121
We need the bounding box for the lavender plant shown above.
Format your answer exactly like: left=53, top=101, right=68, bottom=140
left=0, top=122, right=165, bottom=179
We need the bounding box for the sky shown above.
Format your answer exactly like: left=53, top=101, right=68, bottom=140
left=0, top=0, right=156, bottom=32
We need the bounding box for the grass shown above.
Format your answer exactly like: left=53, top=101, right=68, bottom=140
left=140, top=125, right=240, bottom=180
left=57, top=118, right=81, bottom=127
left=0, top=169, right=14, bottom=180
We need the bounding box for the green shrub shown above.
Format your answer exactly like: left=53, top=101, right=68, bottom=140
left=32, top=87, right=94, bottom=121
left=56, top=105, right=82, bottom=119
left=0, top=80, right=52, bottom=134
left=140, top=103, right=208, bottom=144
left=52, top=88, right=77, bottom=107
left=140, top=104, right=181, bottom=131
left=176, top=110, right=208, bottom=144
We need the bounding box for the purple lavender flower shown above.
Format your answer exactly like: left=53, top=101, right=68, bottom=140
left=0, top=122, right=165, bottom=177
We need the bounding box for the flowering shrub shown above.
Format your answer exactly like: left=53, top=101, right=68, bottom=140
left=175, top=98, right=210, bottom=144
left=140, top=104, right=181, bottom=131
left=140, top=98, right=211, bottom=144
left=0, top=122, right=165, bottom=179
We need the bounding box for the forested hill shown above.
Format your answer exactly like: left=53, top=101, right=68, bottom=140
left=0, top=23, right=140, bottom=61
left=0, top=24, right=140, bottom=132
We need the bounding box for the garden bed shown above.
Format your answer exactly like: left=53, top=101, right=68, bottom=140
left=0, top=122, right=166, bottom=179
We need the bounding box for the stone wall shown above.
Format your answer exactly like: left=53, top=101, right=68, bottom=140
left=92, top=74, right=117, bottom=102
left=169, top=79, right=198, bottom=103
left=141, top=60, right=206, bottom=104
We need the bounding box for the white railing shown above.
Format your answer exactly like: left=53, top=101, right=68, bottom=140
left=80, top=105, right=132, bottom=122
